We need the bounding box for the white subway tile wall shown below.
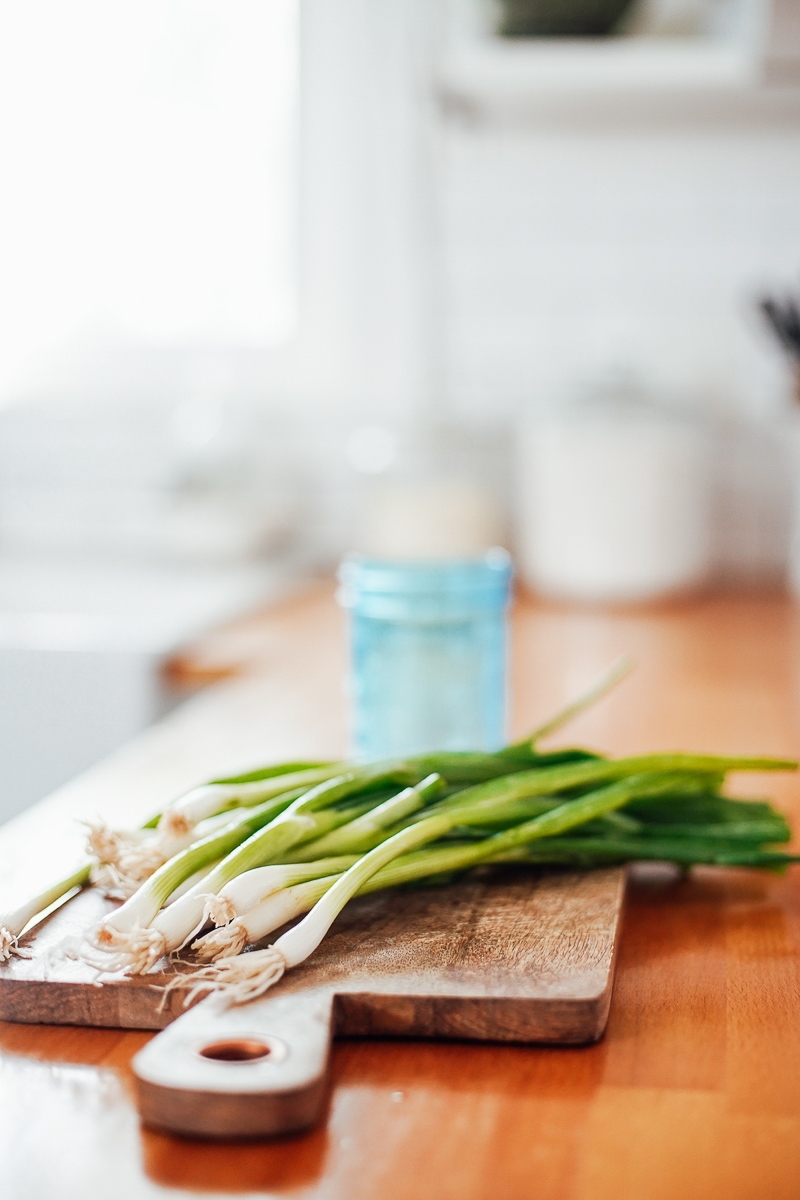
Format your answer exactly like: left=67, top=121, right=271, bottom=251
left=438, top=118, right=800, bottom=580
left=442, top=125, right=800, bottom=419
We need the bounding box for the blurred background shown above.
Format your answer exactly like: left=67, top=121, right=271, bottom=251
left=1, top=0, right=799, bottom=821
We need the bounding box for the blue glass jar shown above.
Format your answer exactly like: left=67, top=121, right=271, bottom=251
left=338, top=550, right=512, bottom=760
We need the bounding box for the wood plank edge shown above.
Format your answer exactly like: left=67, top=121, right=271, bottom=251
left=135, top=1076, right=329, bottom=1139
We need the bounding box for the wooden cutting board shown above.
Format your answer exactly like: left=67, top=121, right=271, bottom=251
left=0, top=864, right=625, bottom=1137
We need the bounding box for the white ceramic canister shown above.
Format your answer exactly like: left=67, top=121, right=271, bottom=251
left=785, top=403, right=800, bottom=598
left=516, top=402, right=711, bottom=604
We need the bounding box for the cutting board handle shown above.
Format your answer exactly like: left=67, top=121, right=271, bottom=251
left=133, top=987, right=334, bottom=1138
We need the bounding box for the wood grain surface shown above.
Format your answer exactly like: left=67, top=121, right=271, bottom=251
left=131, top=866, right=624, bottom=1138
left=2, top=584, right=800, bottom=1198
left=0, top=867, right=625, bottom=1043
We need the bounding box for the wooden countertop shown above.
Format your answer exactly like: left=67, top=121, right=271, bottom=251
left=3, top=583, right=800, bottom=1200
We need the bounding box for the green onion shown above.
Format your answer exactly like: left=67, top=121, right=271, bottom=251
left=85, top=773, right=444, bottom=974
left=209, top=760, right=338, bottom=785
left=155, top=763, right=353, bottom=837
left=83, top=788, right=308, bottom=955
left=184, top=771, right=694, bottom=1000
left=282, top=776, right=447, bottom=860
left=430, top=753, right=795, bottom=817
left=202, top=856, right=362, bottom=928
left=0, top=865, right=91, bottom=960
left=190, top=787, right=799, bottom=969
left=506, top=654, right=635, bottom=749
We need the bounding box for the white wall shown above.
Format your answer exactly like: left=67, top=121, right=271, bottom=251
left=430, top=7, right=800, bottom=582
left=442, top=123, right=800, bottom=420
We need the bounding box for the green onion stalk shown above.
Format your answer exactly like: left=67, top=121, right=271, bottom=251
left=6, top=769, right=344, bottom=962
left=81, top=759, right=340, bottom=874
left=82, top=787, right=318, bottom=966
left=427, top=753, right=795, bottom=813
left=83, top=771, right=446, bottom=975
left=508, top=654, right=635, bottom=749
left=83, top=749, right=557, bottom=886
left=272, top=752, right=791, bottom=866
left=155, top=762, right=350, bottom=839
left=186, top=768, right=798, bottom=998
left=125, top=757, right=659, bottom=977
left=85, top=810, right=240, bottom=900
left=94, top=748, right=793, bottom=977
left=129, top=737, right=582, bottom=850
left=0, top=866, right=91, bottom=961
left=4, top=747, right=568, bottom=965
left=179, top=770, right=711, bottom=1003
left=197, top=794, right=578, bottom=954
left=195, top=774, right=452, bottom=933
left=192, top=817, right=800, bottom=968
left=500, top=838, right=800, bottom=869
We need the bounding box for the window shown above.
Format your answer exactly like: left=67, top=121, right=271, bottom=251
left=0, top=0, right=298, bottom=402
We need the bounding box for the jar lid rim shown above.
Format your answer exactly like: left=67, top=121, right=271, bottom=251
left=338, top=550, right=512, bottom=606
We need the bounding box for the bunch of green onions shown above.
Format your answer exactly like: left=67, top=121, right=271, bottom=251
left=172, top=756, right=797, bottom=1005
left=0, top=661, right=796, bottom=1006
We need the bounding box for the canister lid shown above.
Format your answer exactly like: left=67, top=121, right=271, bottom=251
left=337, top=549, right=512, bottom=621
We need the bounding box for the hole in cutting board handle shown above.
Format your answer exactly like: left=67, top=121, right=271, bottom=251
left=199, top=1038, right=273, bottom=1063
